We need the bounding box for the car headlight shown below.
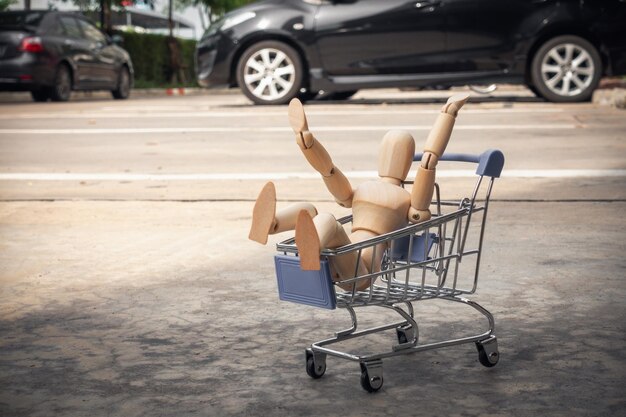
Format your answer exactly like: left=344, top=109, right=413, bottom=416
left=221, top=11, right=256, bottom=31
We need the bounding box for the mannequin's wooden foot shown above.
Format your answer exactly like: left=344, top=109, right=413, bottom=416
left=288, top=98, right=308, bottom=133
left=249, top=182, right=276, bottom=244
left=295, top=209, right=321, bottom=270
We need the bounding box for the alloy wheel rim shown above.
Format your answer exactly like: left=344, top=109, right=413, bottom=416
left=541, top=43, right=594, bottom=97
left=243, top=48, right=296, bottom=101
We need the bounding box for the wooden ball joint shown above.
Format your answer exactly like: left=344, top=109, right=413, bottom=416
left=249, top=94, right=469, bottom=290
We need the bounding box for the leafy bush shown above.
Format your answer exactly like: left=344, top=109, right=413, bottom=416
left=117, top=32, right=197, bottom=88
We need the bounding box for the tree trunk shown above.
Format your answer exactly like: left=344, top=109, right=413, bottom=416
left=168, top=0, right=173, bottom=38
left=99, top=0, right=112, bottom=34
left=167, top=37, right=186, bottom=85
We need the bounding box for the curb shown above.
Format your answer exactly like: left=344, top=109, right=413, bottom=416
left=593, top=77, right=626, bottom=109
left=1, top=81, right=624, bottom=106
left=592, top=88, right=626, bottom=109
left=0, top=87, right=234, bottom=101
left=136, top=87, right=238, bottom=97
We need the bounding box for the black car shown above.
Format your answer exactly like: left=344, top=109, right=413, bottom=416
left=196, top=0, right=626, bottom=105
left=0, top=10, right=133, bottom=102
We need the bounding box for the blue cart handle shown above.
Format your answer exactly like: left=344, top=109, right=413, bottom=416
left=413, top=149, right=505, bottom=178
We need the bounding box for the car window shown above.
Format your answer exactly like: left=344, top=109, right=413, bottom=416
left=45, top=17, right=67, bottom=36
left=0, top=12, right=43, bottom=29
left=59, top=16, right=82, bottom=39
left=77, top=19, right=106, bottom=44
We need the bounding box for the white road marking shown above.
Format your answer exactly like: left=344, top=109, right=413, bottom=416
left=1, top=169, right=624, bottom=181
left=0, top=108, right=565, bottom=119
left=0, top=124, right=579, bottom=134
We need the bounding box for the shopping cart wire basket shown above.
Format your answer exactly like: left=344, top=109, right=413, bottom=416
left=274, top=149, right=504, bottom=392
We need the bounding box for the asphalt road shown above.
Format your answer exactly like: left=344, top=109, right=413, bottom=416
left=0, top=88, right=625, bottom=417
left=0, top=88, right=625, bottom=202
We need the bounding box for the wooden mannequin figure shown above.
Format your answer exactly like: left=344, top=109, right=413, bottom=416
left=249, top=93, right=469, bottom=290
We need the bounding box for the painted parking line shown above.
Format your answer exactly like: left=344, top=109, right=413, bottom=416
left=1, top=169, right=624, bottom=181
left=0, top=124, right=580, bottom=134
left=0, top=108, right=566, bottom=119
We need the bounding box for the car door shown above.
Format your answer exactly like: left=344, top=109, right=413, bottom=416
left=77, top=19, right=118, bottom=87
left=442, top=0, right=539, bottom=74
left=313, top=0, right=446, bottom=76
left=58, top=15, right=95, bottom=88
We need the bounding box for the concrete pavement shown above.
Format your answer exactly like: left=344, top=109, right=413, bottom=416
left=1, top=200, right=625, bottom=416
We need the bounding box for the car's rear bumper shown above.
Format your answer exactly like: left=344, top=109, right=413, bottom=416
left=0, top=77, right=38, bottom=91
left=0, top=55, right=54, bottom=91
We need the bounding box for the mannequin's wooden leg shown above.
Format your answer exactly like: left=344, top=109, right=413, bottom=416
left=297, top=211, right=353, bottom=271
left=274, top=203, right=317, bottom=234
left=249, top=182, right=277, bottom=244
left=350, top=230, right=386, bottom=273
left=249, top=182, right=317, bottom=244
left=295, top=210, right=321, bottom=270
left=296, top=211, right=370, bottom=290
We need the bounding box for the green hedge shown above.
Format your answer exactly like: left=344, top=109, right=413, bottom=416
left=117, top=32, right=197, bottom=88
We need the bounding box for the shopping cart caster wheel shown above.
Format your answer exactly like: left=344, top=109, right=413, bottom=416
left=476, top=336, right=499, bottom=367
left=305, top=348, right=326, bottom=379
left=360, top=361, right=383, bottom=392
left=395, top=323, right=417, bottom=345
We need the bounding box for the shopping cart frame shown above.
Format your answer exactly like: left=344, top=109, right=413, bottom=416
left=274, top=149, right=504, bottom=392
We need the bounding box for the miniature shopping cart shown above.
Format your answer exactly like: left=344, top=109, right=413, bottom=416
left=274, top=149, right=505, bottom=392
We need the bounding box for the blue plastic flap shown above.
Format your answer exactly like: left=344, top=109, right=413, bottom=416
left=391, top=233, right=438, bottom=263
left=413, top=149, right=505, bottom=178
left=274, top=255, right=336, bottom=310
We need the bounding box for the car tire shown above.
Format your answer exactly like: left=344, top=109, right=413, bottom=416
left=530, top=35, right=601, bottom=103
left=50, top=64, right=72, bottom=102
left=31, top=89, right=50, bottom=102
left=525, top=83, right=544, bottom=99
left=112, top=66, right=131, bottom=100
left=236, top=40, right=304, bottom=105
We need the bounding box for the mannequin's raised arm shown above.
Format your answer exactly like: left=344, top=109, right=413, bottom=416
left=408, top=93, right=469, bottom=223
left=288, top=98, right=354, bottom=208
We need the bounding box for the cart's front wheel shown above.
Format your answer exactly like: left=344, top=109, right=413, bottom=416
left=476, top=336, right=499, bottom=367
left=360, top=362, right=383, bottom=392
left=360, top=369, right=383, bottom=392
left=306, top=356, right=326, bottom=378
left=305, top=349, right=326, bottom=379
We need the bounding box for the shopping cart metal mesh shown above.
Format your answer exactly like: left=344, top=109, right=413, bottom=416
left=274, top=149, right=504, bottom=392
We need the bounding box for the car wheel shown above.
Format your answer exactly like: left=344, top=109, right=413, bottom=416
left=112, top=66, right=131, bottom=100
left=525, top=83, right=544, bottom=99
left=530, top=35, right=601, bottom=103
left=236, top=40, right=304, bottom=105
left=50, top=64, right=72, bottom=102
left=31, top=89, right=50, bottom=102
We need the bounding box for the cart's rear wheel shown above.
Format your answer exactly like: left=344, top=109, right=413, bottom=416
left=305, top=348, right=326, bottom=379
left=396, top=323, right=416, bottom=345
left=396, top=329, right=408, bottom=344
